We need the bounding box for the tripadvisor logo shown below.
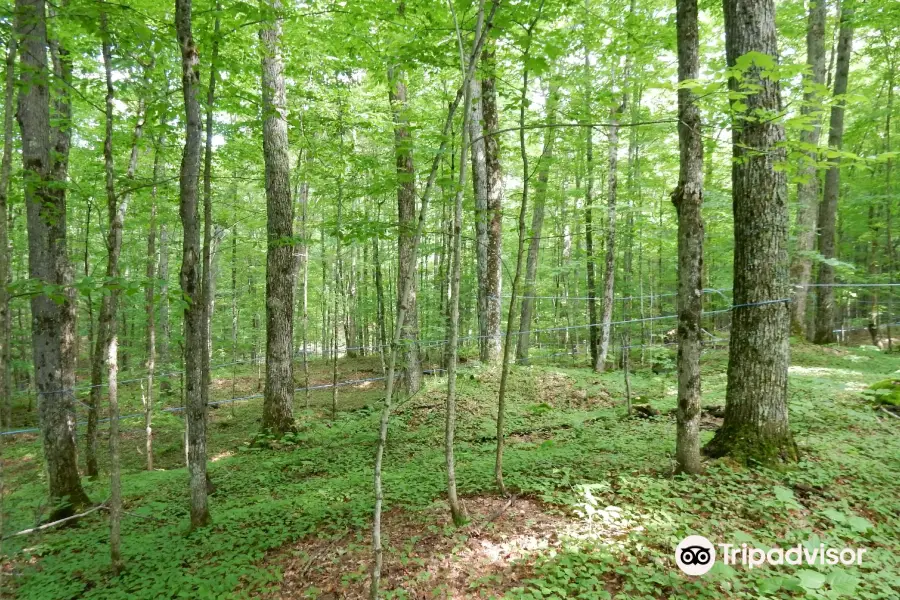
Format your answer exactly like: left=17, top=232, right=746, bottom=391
left=675, top=535, right=868, bottom=576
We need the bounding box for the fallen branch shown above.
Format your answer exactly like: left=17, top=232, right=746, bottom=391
left=2, top=501, right=108, bottom=540
left=880, top=406, right=900, bottom=420
left=486, top=494, right=517, bottom=523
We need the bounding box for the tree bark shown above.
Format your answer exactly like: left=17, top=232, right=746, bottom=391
left=388, top=60, right=422, bottom=392
left=260, top=0, right=296, bottom=435
left=597, top=99, right=624, bottom=372
left=672, top=0, right=704, bottom=475
left=481, top=46, right=503, bottom=364
left=15, top=0, right=90, bottom=518
left=469, top=76, right=490, bottom=363
left=516, top=81, right=559, bottom=363
left=0, top=31, right=15, bottom=430
left=705, top=0, right=798, bottom=465
left=201, top=5, right=221, bottom=435
left=789, top=0, right=827, bottom=336
left=813, top=1, right=854, bottom=344
left=145, top=128, right=163, bottom=471
left=175, top=0, right=211, bottom=528
left=99, top=13, right=127, bottom=571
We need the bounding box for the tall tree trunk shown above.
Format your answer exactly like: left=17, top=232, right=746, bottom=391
left=469, top=76, right=490, bottom=362
left=813, top=1, right=854, bottom=344
left=598, top=46, right=631, bottom=371
left=388, top=60, right=422, bottom=392
left=175, top=0, right=211, bottom=528
left=158, top=224, right=170, bottom=394
left=0, top=32, right=15, bottom=430
left=15, top=0, right=90, bottom=518
left=672, top=0, right=704, bottom=475
left=495, top=4, right=543, bottom=495
left=370, top=3, right=496, bottom=592
left=201, top=5, right=221, bottom=435
left=516, top=80, right=559, bottom=363
left=99, top=14, right=130, bottom=571
left=260, top=0, right=296, bottom=435
left=582, top=4, right=600, bottom=369
left=145, top=130, right=162, bottom=471
left=789, top=0, right=827, bottom=336
left=885, top=60, right=895, bottom=352
left=705, top=0, right=798, bottom=465
left=481, top=46, right=503, bottom=364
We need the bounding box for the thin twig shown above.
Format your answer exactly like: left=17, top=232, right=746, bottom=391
left=2, top=501, right=109, bottom=540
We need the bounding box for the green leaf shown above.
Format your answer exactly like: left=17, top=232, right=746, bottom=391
left=797, top=569, right=826, bottom=590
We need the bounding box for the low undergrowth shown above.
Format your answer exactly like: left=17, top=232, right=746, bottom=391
left=1, top=343, right=898, bottom=599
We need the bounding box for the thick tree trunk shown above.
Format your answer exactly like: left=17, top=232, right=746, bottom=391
left=175, top=0, right=211, bottom=528
left=260, top=0, right=296, bottom=435
left=145, top=125, right=164, bottom=471
left=582, top=28, right=600, bottom=369
left=705, top=0, right=798, bottom=465
left=0, top=32, right=15, bottom=429
left=481, top=47, right=503, bottom=364
left=516, top=81, right=559, bottom=363
left=672, top=0, right=704, bottom=475
left=388, top=63, right=422, bottom=392
left=15, top=0, right=90, bottom=518
left=468, top=76, right=490, bottom=362
left=597, top=100, right=623, bottom=371
left=813, top=2, right=854, bottom=345
left=789, top=0, right=827, bottom=336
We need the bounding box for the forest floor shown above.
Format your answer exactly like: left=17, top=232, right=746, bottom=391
left=1, top=341, right=899, bottom=599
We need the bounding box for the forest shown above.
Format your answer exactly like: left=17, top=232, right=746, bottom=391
left=0, top=0, right=898, bottom=597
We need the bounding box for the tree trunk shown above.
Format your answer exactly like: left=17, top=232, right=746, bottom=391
left=388, top=61, right=422, bottom=392
left=175, top=0, right=211, bottom=528
left=201, top=5, right=221, bottom=436
left=516, top=81, right=559, bottom=363
left=481, top=46, right=503, bottom=364
left=672, top=0, right=704, bottom=475
left=582, top=8, right=600, bottom=369
left=99, top=14, right=127, bottom=571
left=15, top=0, right=90, bottom=518
left=468, top=75, right=490, bottom=363
left=145, top=130, right=162, bottom=471
left=158, top=225, right=170, bottom=394
left=0, top=31, right=15, bottom=429
left=260, top=0, right=296, bottom=435
left=813, top=1, right=854, bottom=344
left=705, top=0, right=798, bottom=465
left=789, top=0, right=827, bottom=336
left=495, top=6, right=542, bottom=495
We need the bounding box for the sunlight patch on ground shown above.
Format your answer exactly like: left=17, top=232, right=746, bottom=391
left=211, top=451, right=234, bottom=462
left=788, top=366, right=864, bottom=378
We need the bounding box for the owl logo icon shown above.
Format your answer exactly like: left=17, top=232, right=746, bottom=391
left=675, top=535, right=716, bottom=576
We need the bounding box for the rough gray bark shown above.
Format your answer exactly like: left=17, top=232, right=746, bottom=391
left=813, top=1, right=854, bottom=344
left=789, top=0, right=827, bottom=336
left=516, top=81, right=558, bottom=363
left=672, top=0, right=704, bottom=475
left=15, top=0, right=90, bottom=518
left=705, top=0, right=798, bottom=465
left=0, top=32, right=15, bottom=430
left=145, top=135, right=160, bottom=471
left=582, top=9, right=599, bottom=369
left=158, top=225, right=170, bottom=392
left=469, top=76, right=490, bottom=362
left=388, top=61, right=422, bottom=393
left=371, top=4, right=496, bottom=593
left=201, top=5, right=221, bottom=436
left=99, top=14, right=125, bottom=571
left=481, top=46, right=503, bottom=364
left=260, top=0, right=296, bottom=435
left=597, top=100, right=622, bottom=372
left=496, top=3, right=542, bottom=495
left=175, top=0, right=211, bottom=528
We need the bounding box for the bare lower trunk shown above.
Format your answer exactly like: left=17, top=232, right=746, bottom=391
left=16, top=0, right=90, bottom=518
left=371, top=5, right=495, bottom=592
left=517, top=81, right=558, bottom=364
left=597, top=102, right=621, bottom=372
left=481, top=48, right=503, bottom=364
left=672, top=0, right=704, bottom=475
left=0, top=32, right=15, bottom=430
left=469, top=76, right=490, bottom=362
left=260, top=0, right=296, bottom=435
left=813, top=2, right=854, bottom=344
left=789, top=0, right=827, bottom=336
left=705, top=0, right=797, bottom=465
left=176, top=0, right=211, bottom=528
left=145, top=131, right=162, bottom=471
